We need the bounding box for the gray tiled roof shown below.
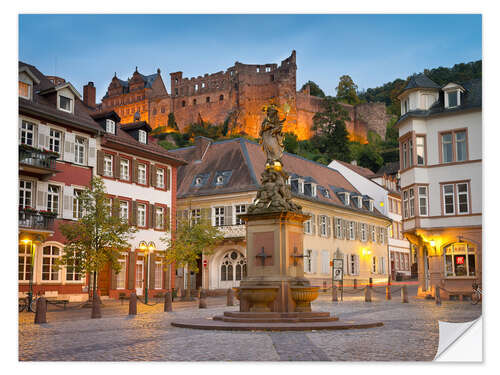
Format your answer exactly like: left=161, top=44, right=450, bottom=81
left=404, top=74, right=440, bottom=90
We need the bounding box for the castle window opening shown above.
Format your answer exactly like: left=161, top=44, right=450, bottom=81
left=270, top=75, right=274, bottom=82
left=175, top=78, right=178, bottom=84
left=202, top=82, right=206, bottom=88
left=161, top=107, right=165, bottom=113
left=265, top=67, right=271, bottom=72
left=219, top=94, right=224, bottom=101
left=195, top=84, right=198, bottom=91
left=182, top=100, right=186, bottom=107
left=193, top=99, right=197, bottom=105
left=206, top=97, right=210, bottom=103
left=175, top=88, right=178, bottom=96
left=256, top=67, right=260, bottom=73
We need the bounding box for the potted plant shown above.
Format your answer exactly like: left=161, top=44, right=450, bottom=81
left=19, top=206, right=38, bottom=214
left=39, top=210, right=58, bottom=218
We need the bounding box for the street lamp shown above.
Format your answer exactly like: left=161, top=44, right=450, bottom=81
left=139, top=241, right=156, bottom=304
left=22, top=238, right=35, bottom=312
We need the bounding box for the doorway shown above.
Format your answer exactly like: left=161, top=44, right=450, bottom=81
left=136, top=260, right=144, bottom=296
left=423, top=246, right=430, bottom=291
left=218, top=250, right=247, bottom=289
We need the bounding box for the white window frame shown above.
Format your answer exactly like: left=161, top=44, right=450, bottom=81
left=418, top=186, right=428, bottom=216
left=156, top=207, right=165, bottom=229
left=214, top=207, right=225, bottom=226
left=371, top=226, right=376, bottom=242
left=48, top=128, right=62, bottom=153
left=19, top=80, right=31, bottom=100
left=106, top=119, right=115, bottom=134
left=58, top=95, right=73, bottom=113
left=442, top=133, right=453, bottom=163
left=235, top=204, right=247, bottom=225
left=156, top=168, right=165, bottom=188
left=457, top=183, right=469, bottom=214
left=18, top=242, right=32, bottom=282
left=447, top=90, right=458, bottom=108
left=304, top=218, right=312, bottom=234
left=335, top=218, right=341, bottom=238
left=47, top=184, right=60, bottom=214
left=19, top=180, right=33, bottom=209
left=455, top=131, right=467, bottom=162
left=120, top=159, right=130, bottom=180
left=119, top=201, right=129, bottom=221
left=320, top=215, right=327, bottom=237
left=104, top=154, right=113, bottom=177
left=20, top=120, right=35, bottom=146
left=74, top=136, right=86, bottom=165
left=416, top=136, right=425, bottom=166
left=138, top=163, right=147, bottom=185
left=73, top=189, right=84, bottom=219
left=191, top=208, right=201, bottom=225
left=360, top=223, right=367, bottom=242
left=138, top=130, right=147, bottom=144
left=42, top=245, right=61, bottom=281
left=443, top=184, right=455, bottom=215
left=65, top=251, right=82, bottom=282
left=409, top=188, right=415, bottom=217
left=349, top=221, right=355, bottom=240
left=137, top=204, right=146, bottom=227
left=154, top=261, right=163, bottom=289
left=116, top=258, right=126, bottom=289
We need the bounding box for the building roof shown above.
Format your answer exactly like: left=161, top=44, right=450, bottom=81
left=334, top=160, right=376, bottom=178
left=18, top=61, right=102, bottom=134
left=403, top=74, right=440, bottom=91
left=120, top=121, right=153, bottom=132
left=396, top=78, right=482, bottom=127
left=375, top=161, right=400, bottom=177
left=171, top=138, right=389, bottom=220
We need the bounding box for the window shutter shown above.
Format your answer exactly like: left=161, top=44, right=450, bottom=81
left=224, top=205, right=233, bottom=226
left=327, top=216, right=332, bottom=238
left=113, top=155, right=120, bottom=178
left=63, top=132, right=75, bottom=162
left=62, top=185, right=74, bottom=220
left=37, top=123, right=49, bottom=149
left=355, top=255, right=360, bottom=275
left=96, top=150, right=104, bottom=175
left=165, top=206, right=170, bottom=231
left=131, top=200, right=138, bottom=226
left=145, top=164, right=150, bottom=187
left=384, top=227, right=388, bottom=244
left=150, top=165, right=156, bottom=188
left=166, top=167, right=171, bottom=191
left=149, top=252, right=156, bottom=289
left=311, top=251, right=318, bottom=274
left=35, top=181, right=48, bottom=210
left=132, top=159, right=138, bottom=183
left=201, top=208, right=211, bottom=224
left=87, top=138, right=97, bottom=167
left=149, top=203, right=155, bottom=228
left=344, top=253, right=349, bottom=275
left=341, top=220, right=346, bottom=240
left=311, top=214, right=316, bottom=235
left=127, top=252, right=136, bottom=290
left=333, top=217, right=338, bottom=239
left=317, top=215, right=321, bottom=235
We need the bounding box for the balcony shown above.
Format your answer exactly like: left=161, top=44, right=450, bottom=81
left=19, top=210, right=55, bottom=232
left=218, top=225, right=246, bottom=239
left=19, top=144, right=59, bottom=178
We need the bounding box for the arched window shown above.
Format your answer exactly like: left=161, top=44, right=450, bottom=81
left=182, top=100, right=186, bottom=107
left=444, top=242, right=476, bottom=277
left=219, top=94, right=224, bottom=101
left=220, top=251, right=247, bottom=282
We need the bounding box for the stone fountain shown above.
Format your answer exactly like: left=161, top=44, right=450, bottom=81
left=171, top=104, right=383, bottom=331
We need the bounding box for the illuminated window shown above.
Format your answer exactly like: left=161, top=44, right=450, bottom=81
left=42, top=245, right=60, bottom=281
left=138, top=130, right=147, bottom=144
left=19, top=81, right=30, bottom=99
left=444, top=243, right=475, bottom=277
left=19, top=243, right=32, bottom=281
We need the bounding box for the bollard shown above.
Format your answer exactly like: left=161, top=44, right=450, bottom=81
left=332, top=285, right=338, bottom=302
left=364, top=287, right=372, bottom=302
left=34, top=297, right=47, bottom=324
left=387, top=275, right=391, bottom=286
left=401, top=285, right=409, bottom=303
left=435, top=286, right=442, bottom=306
left=197, top=287, right=202, bottom=299
left=164, top=291, right=173, bottom=312
left=199, top=289, right=207, bottom=309
left=91, top=292, right=102, bottom=319
left=129, top=292, right=137, bottom=315
left=369, top=277, right=373, bottom=288
left=386, top=285, right=391, bottom=300
left=227, top=288, right=234, bottom=306
left=339, top=280, right=344, bottom=301
left=353, top=279, right=357, bottom=289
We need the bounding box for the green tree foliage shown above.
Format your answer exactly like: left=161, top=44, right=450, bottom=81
left=357, top=143, right=384, bottom=172
left=58, top=177, right=137, bottom=297
left=312, top=96, right=352, bottom=162
left=336, top=75, right=361, bottom=105
left=162, top=216, right=224, bottom=299
left=167, top=112, right=179, bottom=130
left=283, top=132, right=299, bottom=154
left=300, top=80, right=326, bottom=98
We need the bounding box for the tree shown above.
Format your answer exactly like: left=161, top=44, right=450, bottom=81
left=58, top=177, right=137, bottom=301
left=283, top=132, right=299, bottom=154
left=357, top=144, right=384, bottom=172
left=167, top=112, right=179, bottom=131
left=162, top=215, right=224, bottom=300
left=312, top=96, right=352, bottom=162
left=336, top=75, right=361, bottom=105
left=300, top=80, right=326, bottom=98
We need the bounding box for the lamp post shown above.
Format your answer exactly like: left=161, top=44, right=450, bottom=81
left=22, top=239, right=35, bottom=312
left=139, top=241, right=156, bottom=304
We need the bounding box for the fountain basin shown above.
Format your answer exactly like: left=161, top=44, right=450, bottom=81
left=291, top=286, right=319, bottom=312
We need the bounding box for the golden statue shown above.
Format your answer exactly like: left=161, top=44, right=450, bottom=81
left=259, top=104, right=287, bottom=171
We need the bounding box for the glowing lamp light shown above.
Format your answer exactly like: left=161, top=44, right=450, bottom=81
left=380, top=202, right=384, bottom=207
left=429, top=240, right=436, bottom=247
left=22, top=239, right=30, bottom=244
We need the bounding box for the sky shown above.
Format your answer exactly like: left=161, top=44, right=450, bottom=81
left=18, top=14, right=482, bottom=101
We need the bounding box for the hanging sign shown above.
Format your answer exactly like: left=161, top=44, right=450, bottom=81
left=333, top=259, right=343, bottom=281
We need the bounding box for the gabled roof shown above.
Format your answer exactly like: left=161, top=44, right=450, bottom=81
left=170, top=138, right=389, bottom=220
left=333, top=160, right=375, bottom=178
left=403, top=74, right=440, bottom=91
left=19, top=65, right=40, bottom=84
left=38, top=81, right=82, bottom=99
left=120, top=121, right=153, bottom=132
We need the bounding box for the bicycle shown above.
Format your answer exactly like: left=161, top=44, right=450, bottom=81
left=18, top=296, right=37, bottom=312
left=471, top=282, right=482, bottom=305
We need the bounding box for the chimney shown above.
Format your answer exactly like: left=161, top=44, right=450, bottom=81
left=350, top=160, right=358, bottom=166
left=83, top=82, right=96, bottom=109
left=194, top=136, right=213, bottom=161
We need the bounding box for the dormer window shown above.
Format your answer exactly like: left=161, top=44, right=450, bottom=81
left=338, top=192, right=349, bottom=206
left=354, top=196, right=362, bottom=209
left=447, top=91, right=458, bottom=108
left=19, top=81, right=31, bottom=99
left=59, top=95, right=73, bottom=113
left=369, top=200, right=374, bottom=212
left=138, top=129, right=147, bottom=144
left=216, top=175, right=224, bottom=185
left=106, top=119, right=115, bottom=134
left=195, top=177, right=203, bottom=186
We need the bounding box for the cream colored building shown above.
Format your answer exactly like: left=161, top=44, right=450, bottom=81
left=172, top=137, right=391, bottom=291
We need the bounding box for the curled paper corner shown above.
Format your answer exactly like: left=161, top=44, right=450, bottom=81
left=434, top=317, right=482, bottom=362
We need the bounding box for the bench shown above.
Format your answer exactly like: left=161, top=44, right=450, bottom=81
left=45, top=299, right=70, bottom=309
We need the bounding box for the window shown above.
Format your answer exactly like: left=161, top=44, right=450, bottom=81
left=59, top=95, right=72, bottom=112
left=138, top=204, right=146, bottom=227
left=47, top=185, right=59, bottom=214
left=154, top=206, right=164, bottom=230
left=156, top=168, right=165, bottom=188
left=402, top=143, right=408, bottom=169
left=447, top=91, right=458, bottom=107
left=320, top=216, right=328, bottom=236
left=120, top=159, right=130, bottom=180
left=182, top=100, right=186, bottom=107
left=116, top=259, right=126, bottom=289
left=444, top=243, right=476, bottom=277
left=457, top=183, right=469, bottom=214
left=138, top=163, right=147, bottom=184
left=379, top=227, right=385, bottom=244
left=360, top=223, right=367, bottom=242
left=265, top=67, right=271, bottom=72
left=408, top=140, right=413, bottom=167
left=335, top=218, right=342, bottom=238
left=443, top=184, right=455, bottom=215
left=235, top=204, right=246, bottom=225
left=214, top=207, right=225, bottom=226
left=193, top=99, right=197, bottom=105
left=305, top=250, right=312, bottom=273
left=154, top=261, right=163, bottom=289
left=19, top=81, right=30, bottom=99
left=455, top=131, right=467, bottom=162
left=42, top=245, right=60, bottom=281
left=106, top=119, right=115, bottom=134
left=416, top=136, right=425, bottom=165
left=403, top=190, right=409, bottom=219
left=349, top=255, right=357, bottom=275
left=66, top=251, right=81, bottom=281
left=138, top=130, right=147, bottom=144
left=74, top=136, right=85, bottom=165
left=19, top=243, right=32, bottom=281
left=104, top=154, right=113, bottom=177
left=418, top=186, right=428, bottom=216
left=48, top=129, right=61, bottom=153
left=73, top=189, right=83, bottom=219
left=304, top=218, right=312, bottom=234
left=371, top=226, right=376, bottom=242
left=19, top=180, right=32, bottom=209
left=349, top=221, right=355, bottom=240
left=219, top=94, right=224, bottom=101
left=216, top=175, right=224, bottom=185
left=191, top=208, right=201, bottom=225
left=20, top=120, right=34, bottom=146
left=372, top=257, right=377, bottom=273
left=442, top=133, right=453, bottom=163
left=409, top=188, right=415, bottom=217
left=206, top=97, right=210, bottom=103
left=119, top=201, right=129, bottom=221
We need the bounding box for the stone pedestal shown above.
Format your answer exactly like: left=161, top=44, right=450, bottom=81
left=238, top=210, right=315, bottom=313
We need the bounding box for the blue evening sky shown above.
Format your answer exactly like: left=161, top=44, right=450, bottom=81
left=19, top=14, right=482, bottom=101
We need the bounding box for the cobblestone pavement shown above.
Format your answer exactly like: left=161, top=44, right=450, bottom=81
left=19, top=287, right=481, bottom=362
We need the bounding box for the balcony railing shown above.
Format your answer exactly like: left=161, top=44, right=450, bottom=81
left=19, top=211, right=55, bottom=231
left=217, top=225, right=246, bottom=238
left=19, top=145, right=58, bottom=171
